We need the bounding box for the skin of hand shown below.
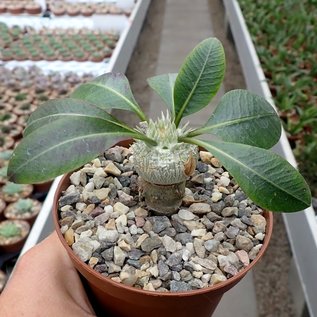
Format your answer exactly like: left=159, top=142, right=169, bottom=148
left=0, top=232, right=96, bottom=317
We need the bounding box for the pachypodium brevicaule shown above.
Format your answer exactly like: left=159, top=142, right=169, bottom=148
left=8, top=38, right=311, bottom=214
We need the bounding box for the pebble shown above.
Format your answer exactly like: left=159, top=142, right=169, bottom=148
left=170, top=281, right=191, bottom=292
left=189, top=203, right=211, bottom=214
left=94, top=188, right=110, bottom=200
left=97, top=226, right=119, bottom=243
left=64, top=228, right=74, bottom=246
left=104, top=162, right=122, bottom=176
left=235, top=235, right=253, bottom=252
left=211, top=192, right=222, bottom=202
left=178, top=209, right=195, bottom=221
left=193, top=238, right=205, bottom=258
left=236, top=250, right=250, bottom=267
left=162, top=235, right=177, bottom=253
left=251, top=214, right=266, bottom=233
left=221, top=207, right=238, bottom=217
left=113, top=202, right=129, bottom=215
left=114, top=246, right=127, bottom=266
left=72, top=240, right=94, bottom=262
left=204, top=240, right=220, bottom=252
left=148, top=216, right=171, bottom=234
left=135, top=207, right=148, bottom=218
left=59, top=192, right=80, bottom=207
left=141, top=236, right=162, bottom=252
left=101, top=247, right=114, bottom=261
left=199, top=151, right=213, bottom=163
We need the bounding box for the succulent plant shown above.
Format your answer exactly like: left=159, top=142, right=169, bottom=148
left=2, top=182, right=24, bottom=195
left=0, top=222, right=21, bottom=238
left=8, top=38, right=311, bottom=214
left=14, top=199, right=34, bottom=214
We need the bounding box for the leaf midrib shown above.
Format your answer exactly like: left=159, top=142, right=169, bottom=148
left=79, top=82, right=145, bottom=120
left=10, top=131, right=136, bottom=178
left=195, top=113, right=276, bottom=134
left=175, top=43, right=213, bottom=125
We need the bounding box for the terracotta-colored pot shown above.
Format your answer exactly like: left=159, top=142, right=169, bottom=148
left=53, top=140, right=273, bottom=317
left=0, top=220, right=30, bottom=253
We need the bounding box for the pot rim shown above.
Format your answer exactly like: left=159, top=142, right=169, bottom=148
left=53, top=140, right=273, bottom=298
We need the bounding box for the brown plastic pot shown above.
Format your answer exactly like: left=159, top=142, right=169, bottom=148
left=53, top=140, right=273, bottom=317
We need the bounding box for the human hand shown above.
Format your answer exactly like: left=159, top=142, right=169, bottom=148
left=0, top=232, right=96, bottom=317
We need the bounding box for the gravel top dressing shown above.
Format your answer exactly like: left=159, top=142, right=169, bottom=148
left=58, top=145, right=266, bottom=292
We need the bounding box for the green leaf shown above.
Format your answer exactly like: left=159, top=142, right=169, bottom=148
left=147, top=73, right=177, bottom=117
left=188, top=139, right=311, bottom=212
left=24, top=98, right=118, bottom=136
left=8, top=117, right=143, bottom=184
left=190, top=90, right=281, bottom=149
left=71, top=73, right=147, bottom=121
left=173, top=38, right=225, bottom=126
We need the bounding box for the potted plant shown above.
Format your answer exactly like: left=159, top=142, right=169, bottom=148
left=0, top=182, right=33, bottom=203
left=0, top=136, right=14, bottom=152
left=0, top=220, right=30, bottom=253
left=4, top=198, right=41, bottom=225
left=7, top=38, right=311, bottom=317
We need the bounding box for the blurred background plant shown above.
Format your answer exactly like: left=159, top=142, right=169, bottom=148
left=239, top=0, right=317, bottom=196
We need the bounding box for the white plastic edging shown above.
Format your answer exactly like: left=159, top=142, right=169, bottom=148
left=20, top=176, right=62, bottom=256
left=224, top=1, right=317, bottom=316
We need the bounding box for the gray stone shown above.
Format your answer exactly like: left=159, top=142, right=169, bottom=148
left=166, top=251, right=183, bottom=267
left=158, top=260, right=170, bottom=277
left=178, top=209, right=195, bottom=221
left=193, top=238, right=205, bottom=258
left=94, top=212, right=110, bottom=225
left=118, top=190, right=135, bottom=207
left=101, top=247, right=114, bottom=261
left=212, top=221, right=227, bottom=233
left=170, top=280, right=191, bottom=292
left=94, top=264, right=108, bottom=273
left=105, top=147, right=123, bottom=163
left=96, top=226, right=119, bottom=243
left=251, top=214, right=267, bottom=233
left=59, top=192, right=80, bottom=207
left=72, top=240, right=94, bottom=262
left=241, top=215, right=253, bottom=226
left=114, top=246, right=127, bottom=266
left=148, top=216, right=171, bottom=234
left=225, top=226, right=240, bottom=239
left=204, top=240, right=220, bottom=252
left=206, top=212, right=222, bottom=222
left=161, top=235, right=177, bottom=253
left=191, top=256, right=217, bottom=271
left=128, top=249, right=145, bottom=260
left=236, top=235, right=253, bottom=252
left=221, top=207, right=238, bottom=217
left=189, top=203, right=211, bottom=214
left=231, top=218, right=247, bottom=230
left=189, top=278, right=204, bottom=289
left=141, top=236, right=162, bottom=252
left=210, top=201, right=226, bottom=214
left=175, top=233, right=193, bottom=245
